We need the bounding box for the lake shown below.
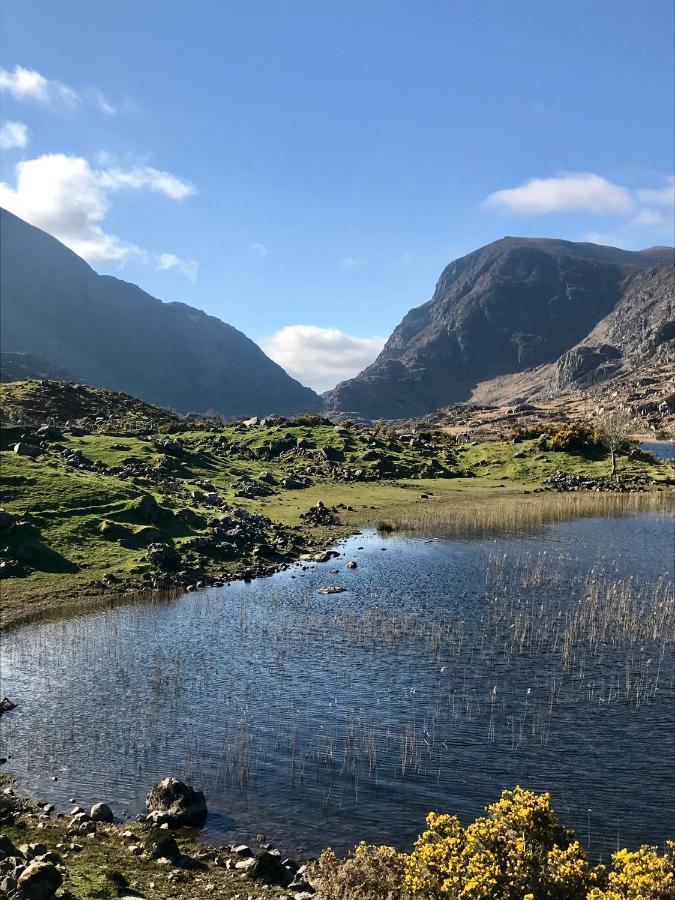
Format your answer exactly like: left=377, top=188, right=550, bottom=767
left=641, top=440, right=675, bottom=461
left=1, top=511, right=673, bottom=861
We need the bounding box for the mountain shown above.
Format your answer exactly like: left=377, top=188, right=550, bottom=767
left=0, top=208, right=320, bottom=417
left=325, top=237, right=673, bottom=419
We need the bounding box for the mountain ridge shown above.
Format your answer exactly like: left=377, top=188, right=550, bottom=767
left=325, top=236, right=673, bottom=418
left=0, top=208, right=320, bottom=417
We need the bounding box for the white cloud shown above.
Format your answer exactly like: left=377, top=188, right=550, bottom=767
left=0, top=120, right=28, bottom=149
left=0, top=65, right=78, bottom=105
left=483, top=172, right=633, bottom=214
left=0, top=153, right=197, bottom=274
left=340, top=256, right=359, bottom=269
left=260, top=325, right=385, bottom=393
left=0, top=65, right=120, bottom=114
left=251, top=242, right=268, bottom=256
left=98, top=165, right=195, bottom=200
left=156, top=252, right=198, bottom=281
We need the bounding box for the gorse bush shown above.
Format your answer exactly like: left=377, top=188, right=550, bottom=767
left=405, top=788, right=600, bottom=900
left=315, top=789, right=674, bottom=900
left=587, top=844, right=675, bottom=900
left=549, top=422, right=603, bottom=455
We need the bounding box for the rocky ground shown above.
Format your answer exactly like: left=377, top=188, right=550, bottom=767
left=0, top=772, right=316, bottom=899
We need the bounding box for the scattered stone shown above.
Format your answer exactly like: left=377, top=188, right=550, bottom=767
left=345, top=560, right=357, bottom=569
left=317, top=586, right=346, bottom=594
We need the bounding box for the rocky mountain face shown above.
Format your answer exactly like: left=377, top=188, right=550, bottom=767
left=325, top=237, right=673, bottom=419
left=0, top=209, right=320, bottom=418
left=553, top=264, right=674, bottom=390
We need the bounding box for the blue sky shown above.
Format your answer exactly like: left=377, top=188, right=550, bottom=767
left=1, top=0, right=673, bottom=391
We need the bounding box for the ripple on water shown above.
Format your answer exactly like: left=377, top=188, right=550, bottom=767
left=1, top=512, right=673, bottom=857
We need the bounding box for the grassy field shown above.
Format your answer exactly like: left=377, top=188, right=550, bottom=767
left=1, top=381, right=672, bottom=626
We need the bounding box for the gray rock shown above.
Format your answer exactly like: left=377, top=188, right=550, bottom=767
left=90, top=802, right=113, bottom=822
left=17, top=861, right=63, bottom=899
left=145, top=777, right=207, bottom=826
left=13, top=442, right=41, bottom=458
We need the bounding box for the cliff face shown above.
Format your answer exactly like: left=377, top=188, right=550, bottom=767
left=553, top=264, right=674, bottom=390
left=0, top=208, right=320, bottom=417
left=325, top=237, right=672, bottom=419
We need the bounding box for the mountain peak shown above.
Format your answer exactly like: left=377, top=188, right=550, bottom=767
left=325, top=236, right=674, bottom=419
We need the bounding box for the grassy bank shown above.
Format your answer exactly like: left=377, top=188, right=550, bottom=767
left=1, top=381, right=672, bottom=627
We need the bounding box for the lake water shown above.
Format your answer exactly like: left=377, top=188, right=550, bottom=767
left=641, top=440, right=675, bottom=461
left=1, top=513, right=673, bottom=860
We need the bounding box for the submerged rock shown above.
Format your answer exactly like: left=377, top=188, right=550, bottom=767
left=145, top=777, right=207, bottom=827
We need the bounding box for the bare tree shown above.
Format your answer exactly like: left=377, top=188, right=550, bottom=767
left=595, top=406, right=633, bottom=476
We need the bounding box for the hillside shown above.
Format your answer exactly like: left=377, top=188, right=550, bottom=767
left=325, top=237, right=673, bottom=419
left=0, top=209, right=320, bottom=418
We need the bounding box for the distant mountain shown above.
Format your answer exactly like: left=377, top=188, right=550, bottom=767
left=0, top=209, right=320, bottom=417
left=325, top=237, right=673, bottom=419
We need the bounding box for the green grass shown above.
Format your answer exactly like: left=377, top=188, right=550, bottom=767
left=1, top=420, right=670, bottom=626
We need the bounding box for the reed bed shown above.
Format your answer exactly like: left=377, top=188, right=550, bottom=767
left=385, top=490, right=673, bottom=539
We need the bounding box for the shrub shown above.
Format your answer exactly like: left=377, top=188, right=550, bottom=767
left=311, top=842, right=408, bottom=900
left=587, top=843, right=674, bottom=900
left=549, top=422, right=602, bottom=455
left=405, top=786, right=598, bottom=899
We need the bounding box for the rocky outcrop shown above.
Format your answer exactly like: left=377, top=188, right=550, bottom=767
left=553, top=265, right=674, bottom=391
left=145, top=777, right=207, bottom=827
left=0, top=208, right=320, bottom=417
left=325, top=237, right=672, bottom=419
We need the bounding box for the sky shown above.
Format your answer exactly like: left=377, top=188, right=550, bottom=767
left=1, top=0, right=673, bottom=392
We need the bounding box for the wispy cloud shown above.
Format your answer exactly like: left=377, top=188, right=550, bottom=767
left=156, top=252, right=198, bottom=281
left=250, top=242, right=268, bottom=256
left=0, top=64, right=78, bottom=105
left=0, top=64, right=118, bottom=114
left=260, top=325, right=385, bottom=393
left=0, top=153, right=197, bottom=277
left=340, top=256, right=359, bottom=270
left=0, top=120, right=28, bottom=149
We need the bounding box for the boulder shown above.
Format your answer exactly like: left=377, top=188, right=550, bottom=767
left=36, top=425, right=62, bottom=440
left=143, top=828, right=181, bottom=862
left=17, top=861, right=62, bottom=900
left=90, top=802, right=113, bottom=822
left=145, top=777, right=207, bottom=827
left=248, top=849, right=293, bottom=886
left=13, top=442, right=41, bottom=458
